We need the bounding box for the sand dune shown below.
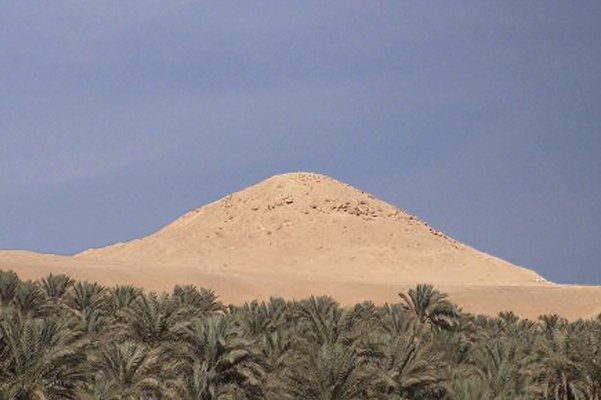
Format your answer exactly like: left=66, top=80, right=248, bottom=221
left=1, top=172, right=600, bottom=320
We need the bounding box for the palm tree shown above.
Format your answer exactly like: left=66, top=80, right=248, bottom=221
left=13, top=280, right=48, bottom=317
left=232, top=297, right=297, bottom=381
left=174, top=362, right=249, bottom=400
left=64, top=281, right=110, bottom=335
left=120, top=292, right=183, bottom=347
left=65, top=281, right=108, bottom=314
left=482, top=313, right=539, bottom=340
left=259, top=326, right=297, bottom=369
left=40, top=273, right=73, bottom=300
left=347, top=301, right=381, bottom=337
left=234, top=297, right=291, bottom=338
left=84, top=341, right=170, bottom=399
left=39, top=273, right=74, bottom=316
left=108, top=285, right=143, bottom=312
left=172, top=284, right=223, bottom=317
left=538, top=314, right=568, bottom=338
left=293, top=296, right=353, bottom=345
left=534, top=326, right=586, bottom=400
left=470, top=337, right=540, bottom=398
left=398, top=284, right=460, bottom=330
left=579, top=322, right=601, bottom=400
left=170, top=315, right=266, bottom=400
left=361, top=331, right=446, bottom=399
left=377, top=303, right=417, bottom=336
left=0, top=270, right=19, bottom=307
left=448, top=375, right=535, bottom=400
left=449, top=376, right=492, bottom=400
left=274, top=342, right=377, bottom=400
left=0, top=311, right=88, bottom=399
left=434, top=330, right=474, bottom=371
left=497, top=311, right=522, bottom=337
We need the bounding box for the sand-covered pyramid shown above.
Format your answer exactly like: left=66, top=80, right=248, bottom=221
left=2, top=172, right=600, bottom=319
left=76, top=172, right=545, bottom=286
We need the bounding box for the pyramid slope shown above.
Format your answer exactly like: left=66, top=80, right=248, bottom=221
left=76, top=172, right=546, bottom=286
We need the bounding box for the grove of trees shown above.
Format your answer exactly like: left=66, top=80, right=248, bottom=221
left=1, top=269, right=601, bottom=399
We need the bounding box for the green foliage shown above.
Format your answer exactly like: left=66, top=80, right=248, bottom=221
left=0, top=270, right=600, bottom=400
left=173, top=284, right=223, bottom=316
left=108, top=284, right=142, bottom=312
left=398, top=283, right=461, bottom=330
left=84, top=341, right=169, bottom=399
left=120, top=292, right=183, bottom=347
left=0, top=270, right=19, bottom=307
left=0, top=310, right=88, bottom=399
left=170, top=315, right=266, bottom=399
left=14, top=280, right=47, bottom=317
left=360, top=330, right=446, bottom=398
left=275, top=342, right=376, bottom=400
left=40, top=273, right=73, bottom=300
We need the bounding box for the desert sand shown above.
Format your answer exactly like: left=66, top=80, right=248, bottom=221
left=1, top=172, right=600, bottom=320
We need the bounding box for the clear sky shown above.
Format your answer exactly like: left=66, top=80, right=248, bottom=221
left=1, top=2, right=600, bottom=285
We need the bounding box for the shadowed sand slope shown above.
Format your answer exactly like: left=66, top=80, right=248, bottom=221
left=1, top=172, right=600, bottom=320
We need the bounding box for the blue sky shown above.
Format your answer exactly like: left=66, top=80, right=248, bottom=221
left=1, top=2, right=600, bottom=285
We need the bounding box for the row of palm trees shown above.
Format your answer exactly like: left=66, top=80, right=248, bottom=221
left=1, top=269, right=601, bottom=399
